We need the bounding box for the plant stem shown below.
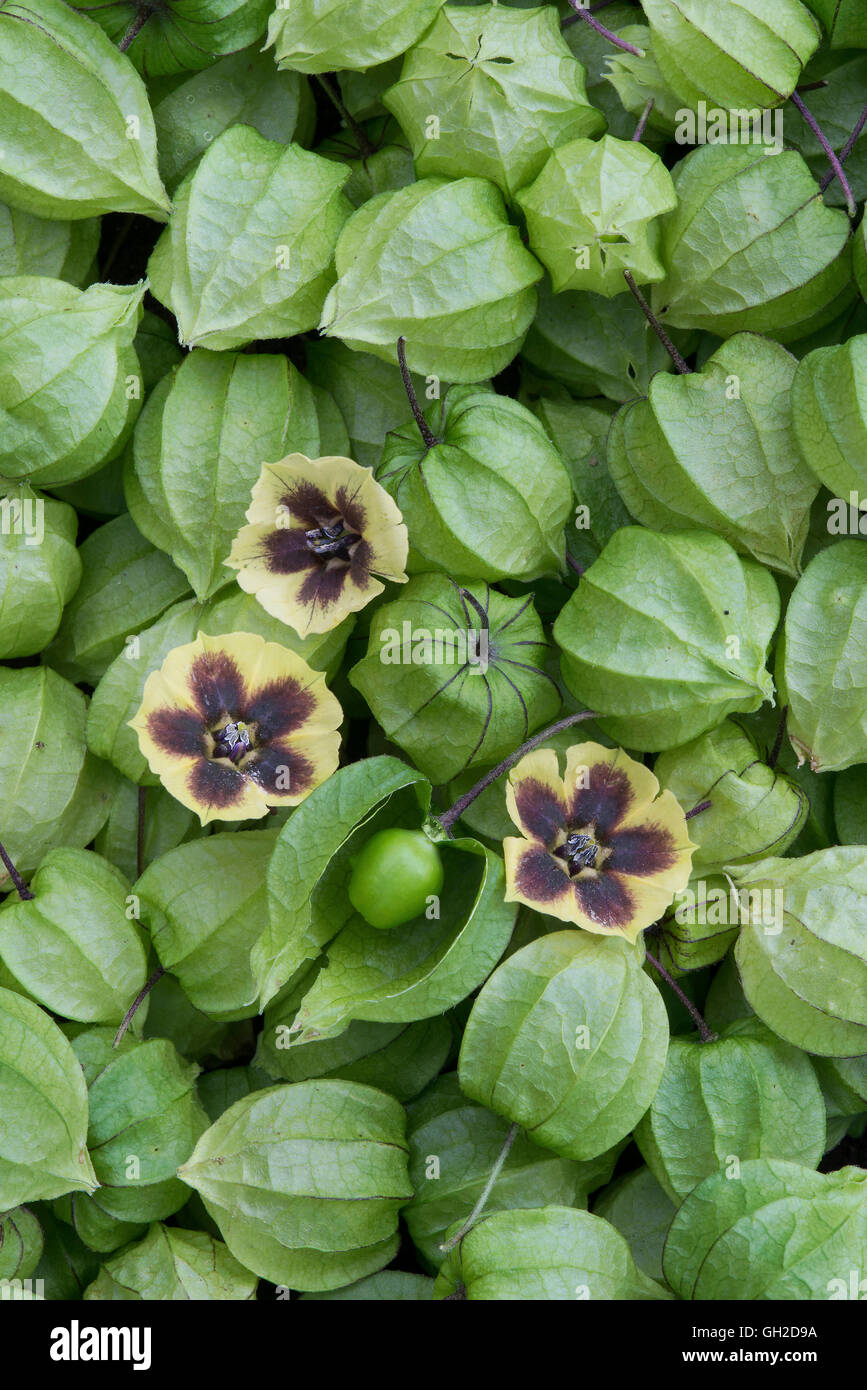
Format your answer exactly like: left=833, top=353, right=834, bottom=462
left=0, top=837, right=33, bottom=900
left=632, top=98, right=655, bottom=142
left=685, top=798, right=711, bottom=821
left=645, top=948, right=717, bottom=1043
left=820, top=102, right=867, bottom=193
left=313, top=73, right=374, bottom=158
left=397, top=336, right=438, bottom=449
left=118, top=6, right=154, bottom=53
left=114, top=965, right=165, bottom=1048
left=438, top=710, right=597, bottom=835
left=566, top=552, right=585, bottom=576
left=791, top=90, right=857, bottom=217
left=136, top=786, right=146, bottom=881
left=439, top=1123, right=519, bottom=1253
left=562, top=0, right=643, bottom=53
left=768, top=704, right=789, bottom=771
left=623, top=270, right=692, bottom=374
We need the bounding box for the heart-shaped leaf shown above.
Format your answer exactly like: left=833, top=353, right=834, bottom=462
left=459, top=931, right=669, bottom=1162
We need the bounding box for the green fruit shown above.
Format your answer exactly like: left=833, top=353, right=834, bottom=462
left=348, top=828, right=444, bottom=930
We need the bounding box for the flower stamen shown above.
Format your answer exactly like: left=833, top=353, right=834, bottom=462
left=304, top=518, right=360, bottom=558
left=211, top=719, right=253, bottom=765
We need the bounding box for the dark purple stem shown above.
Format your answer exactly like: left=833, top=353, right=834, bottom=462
left=566, top=552, right=585, bottom=577
left=118, top=6, right=154, bottom=52
left=685, top=799, right=712, bottom=821
left=632, top=98, right=655, bottom=142
left=623, top=271, right=692, bottom=374
left=562, top=1, right=643, bottom=54
left=645, top=949, right=717, bottom=1043
left=0, top=837, right=33, bottom=900
left=397, top=337, right=438, bottom=450
left=438, top=710, right=597, bottom=836
left=820, top=103, right=867, bottom=194
left=313, top=73, right=374, bottom=158
left=114, top=965, right=165, bottom=1048
left=768, top=705, right=789, bottom=771
left=791, top=90, right=857, bottom=217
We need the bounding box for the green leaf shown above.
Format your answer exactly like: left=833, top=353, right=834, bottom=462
left=316, top=115, right=416, bottom=209
left=148, top=128, right=351, bottom=350
left=0, top=1206, right=43, bottom=1280
left=529, top=397, right=627, bottom=571
left=0, top=278, right=144, bottom=488
left=835, top=765, right=867, bottom=845
left=350, top=575, right=560, bottom=783
left=72, top=1028, right=208, bottom=1223
left=0, top=0, right=170, bottom=220
left=125, top=350, right=327, bottom=600
left=142, top=972, right=254, bottom=1069
left=654, top=720, right=808, bottom=871
left=635, top=1018, right=826, bottom=1203
left=304, top=337, right=425, bottom=469
left=0, top=987, right=98, bottom=1209
left=0, top=485, right=81, bottom=658
left=52, top=1193, right=146, bottom=1256
left=86, top=585, right=353, bottom=785
left=177, top=1079, right=413, bottom=1292
left=804, top=0, right=867, bottom=47
left=792, top=334, right=867, bottom=502
left=517, top=135, right=676, bottom=297
left=0, top=848, right=147, bottom=1026
left=257, top=1010, right=451, bottom=1103
left=0, top=665, right=117, bottom=885
left=94, top=780, right=197, bottom=884
left=663, top=1158, right=867, bottom=1300
left=459, top=931, right=669, bottom=1162
left=71, top=0, right=272, bottom=77
left=641, top=0, right=820, bottom=109
left=137, top=830, right=277, bottom=1022
left=651, top=874, right=739, bottom=976
left=0, top=204, right=99, bottom=283
left=153, top=45, right=315, bottom=193
left=733, top=846, right=867, bottom=1055
left=260, top=756, right=427, bottom=1007
left=32, top=1207, right=100, bottom=1301
left=554, top=527, right=778, bottom=750
left=434, top=1206, right=673, bottom=1300
left=382, top=4, right=603, bottom=199
left=608, top=333, right=819, bottom=575
left=266, top=0, right=448, bottom=74
left=403, top=1073, right=621, bottom=1270
left=196, top=1065, right=272, bottom=1124
left=319, top=176, right=542, bottom=383
left=376, top=385, right=572, bottom=582
left=785, top=51, right=867, bottom=209
left=289, top=836, right=514, bottom=1045
left=592, top=1166, right=677, bottom=1285
left=302, top=1270, right=434, bottom=1300
left=520, top=276, right=676, bottom=402
left=83, top=1222, right=258, bottom=1300
left=776, top=541, right=867, bottom=772
left=43, top=513, right=191, bottom=685
left=652, top=144, right=853, bottom=342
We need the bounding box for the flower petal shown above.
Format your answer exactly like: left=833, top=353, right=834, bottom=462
left=227, top=454, right=408, bottom=637
left=145, top=706, right=204, bottom=759
left=506, top=749, right=568, bottom=847
left=565, top=742, right=662, bottom=833
left=504, top=838, right=574, bottom=914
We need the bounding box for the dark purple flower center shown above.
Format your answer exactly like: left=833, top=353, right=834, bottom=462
left=554, top=830, right=601, bottom=875
left=304, top=519, right=360, bottom=558
left=211, top=719, right=254, bottom=765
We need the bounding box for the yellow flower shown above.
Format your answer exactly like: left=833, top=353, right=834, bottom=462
left=225, top=453, right=408, bottom=636
left=129, top=631, right=342, bottom=825
left=503, top=742, right=695, bottom=942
